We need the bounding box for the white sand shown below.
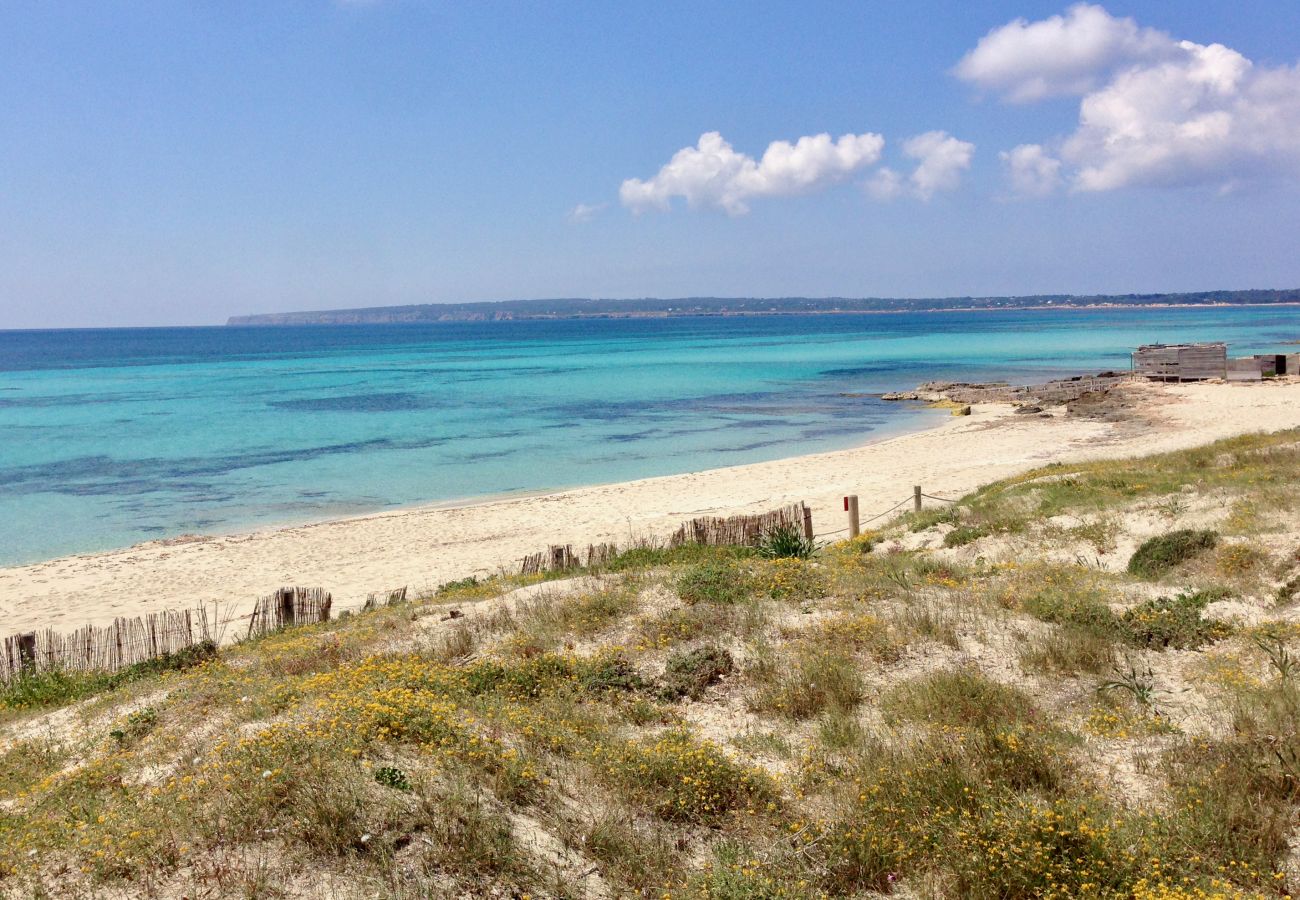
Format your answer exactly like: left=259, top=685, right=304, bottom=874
left=4, top=379, right=1300, bottom=635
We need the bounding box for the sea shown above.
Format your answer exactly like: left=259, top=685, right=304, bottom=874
left=2, top=306, right=1298, bottom=567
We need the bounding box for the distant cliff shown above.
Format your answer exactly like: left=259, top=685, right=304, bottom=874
left=226, top=290, right=1300, bottom=325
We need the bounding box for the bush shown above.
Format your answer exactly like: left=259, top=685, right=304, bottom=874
left=1127, top=529, right=1218, bottom=578
left=677, top=560, right=753, bottom=605
left=756, top=523, right=817, bottom=560
left=580, top=654, right=646, bottom=694
left=660, top=646, right=734, bottom=700
left=1120, top=590, right=1233, bottom=649
left=944, top=525, right=989, bottom=548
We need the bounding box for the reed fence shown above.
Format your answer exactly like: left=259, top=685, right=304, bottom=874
left=246, top=586, right=332, bottom=638
left=1, top=608, right=213, bottom=684
left=517, top=502, right=811, bottom=575
left=2, top=585, right=336, bottom=685
left=668, top=501, right=811, bottom=548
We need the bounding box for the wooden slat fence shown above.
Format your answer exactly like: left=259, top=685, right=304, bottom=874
left=246, top=586, right=332, bottom=638
left=362, top=585, right=408, bottom=613
left=669, top=501, right=811, bottom=548
left=520, top=542, right=617, bottom=576
left=517, top=503, right=812, bottom=575
left=1, top=607, right=213, bottom=684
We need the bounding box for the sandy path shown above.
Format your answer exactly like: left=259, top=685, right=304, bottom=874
left=4, top=380, right=1300, bottom=634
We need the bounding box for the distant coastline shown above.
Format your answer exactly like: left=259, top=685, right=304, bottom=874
left=226, top=289, right=1300, bottom=326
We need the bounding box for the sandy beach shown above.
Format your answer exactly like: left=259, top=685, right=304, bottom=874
left=5, top=378, right=1300, bottom=635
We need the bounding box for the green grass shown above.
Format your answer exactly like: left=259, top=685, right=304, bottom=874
left=750, top=647, right=864, bottom=721
left=881, top=669, right=1035, bottom=728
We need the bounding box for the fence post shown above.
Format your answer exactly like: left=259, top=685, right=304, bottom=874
left=914, top=485, right=923, bottom=513
left=17, top=632, right=37, bottom=673
left=845, top=495, right=860, bottom=538
left=278, top=588, right=296, bottom=628
left=802, top=505, right=814, bottom=542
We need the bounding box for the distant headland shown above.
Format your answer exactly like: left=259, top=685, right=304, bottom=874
left=226, top=289, right=1300, bottom=326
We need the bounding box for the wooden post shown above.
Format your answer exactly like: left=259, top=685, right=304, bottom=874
left=914, top=485, right=923, bottom=512
left=844, top=495, right=860, bottom=538
left=802, top=506, right=814, bottom=541
left=17, top=632, right=36, bottom=673
left=278, top=588, right=296, bottom=628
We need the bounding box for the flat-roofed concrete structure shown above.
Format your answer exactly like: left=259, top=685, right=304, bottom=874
left=1132, top=342, right=1227, bottom=381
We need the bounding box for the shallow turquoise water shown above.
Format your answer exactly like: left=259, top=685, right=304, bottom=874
left=1, top=307, right=1297, bottom=565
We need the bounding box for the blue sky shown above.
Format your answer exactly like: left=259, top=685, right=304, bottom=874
left=2, top=2, right=1299, bottom=328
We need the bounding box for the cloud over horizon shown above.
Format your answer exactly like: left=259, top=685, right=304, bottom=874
left=964, top=4, right=1300, bottom=195
left=619, top=130, right=884, bottom=215
left=867, top=131, right=976, bottom=201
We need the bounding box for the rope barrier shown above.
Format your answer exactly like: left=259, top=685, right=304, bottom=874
left=814, top=490, right=960, bottom=540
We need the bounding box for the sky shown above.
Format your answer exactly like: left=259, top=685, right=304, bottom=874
left=2, top=2, right=1300, bottom=328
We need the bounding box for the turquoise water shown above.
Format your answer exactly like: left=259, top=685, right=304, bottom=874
left=2, top=307, right=1298, bottom=566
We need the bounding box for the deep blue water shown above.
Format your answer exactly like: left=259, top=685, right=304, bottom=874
left=2, top=308, right=1298, bottom=566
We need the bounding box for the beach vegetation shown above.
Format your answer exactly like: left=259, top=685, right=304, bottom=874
left=1128, top=529, right=1220, bottom=578
left=659, top=645, right=734, bottom=700
left=676, top=558, right=754, bottom=605
left=756, top=522, right=817, bottom=559
left=8, top=430, right=1300, bottom=896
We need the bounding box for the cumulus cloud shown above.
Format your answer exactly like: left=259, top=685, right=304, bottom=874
left=1001, top=144, right=1063, bottom=197
left=568, top=202, right=606, bottom=224
left=619, top=130, right=884, bottom=215
left=954, top=3, right=1174, bottom=102
left=964, top=5, right=1300, bottom=194
left=866, top=131, right=975, bottom=201
left=906, top=131, right=976, bottom=199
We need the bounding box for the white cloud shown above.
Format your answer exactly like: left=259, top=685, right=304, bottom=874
left=963, top=5, right=1300, bottom=194
left=865, top=167, right=904, bottom=201
left=1001, top=144, right=1063, bottom=197
left=568, top=202, right=606, bottom=224
left=905, top=131, right=976, bottom=199
left=867, top=131, right=975, bottom=201
left=954, top=3, right=1175, bottom=102
left=619, top=130, right=884, bottom=215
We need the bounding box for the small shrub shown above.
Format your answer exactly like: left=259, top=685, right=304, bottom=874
left=756, top=523, right=817, bottom=560
left=763, top=558, right=828, bottom=602
left=812, top=613, right=904, bottom=662
left=589, top=730, right=777, bottom=824
left=1127, top=529, right=1218, bottom=578
left=1216, top=543, right=1267, bottom=577
left=580, top=653, right=645, bottom=694
left=944, top=525, right=988, bottom=548
left=660, top=645, right=734, bottom=700
left=374, top=765, right=412, bottom=791
left=1120, top=590, right=1232, bottom=649
left=109, top=706, right=158, bottom=745
left=899, top=602, right=961, bottom=648
left=677, top=560, right=753, bottom=605
left=1023, top=586, right=1117, bottom=632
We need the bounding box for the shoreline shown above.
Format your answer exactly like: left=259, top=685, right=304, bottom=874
left=6, top=379, right=1300, bottom=634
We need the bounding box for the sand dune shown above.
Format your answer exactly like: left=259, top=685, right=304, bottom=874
left=4, top=379, right=1300, bottom=635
